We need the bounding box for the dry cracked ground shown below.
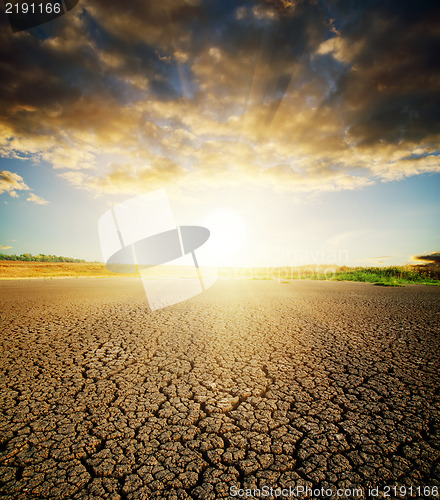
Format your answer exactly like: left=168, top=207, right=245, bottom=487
left=0, top=279, right=439, bottom=500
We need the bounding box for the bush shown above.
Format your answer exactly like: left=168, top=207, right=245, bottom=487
left=0, top=253, right=86, bottom=263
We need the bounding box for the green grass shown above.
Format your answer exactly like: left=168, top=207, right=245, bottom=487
left=219, top=265, right=439, bottom=285
left=313, top=266, right=440, bottom=286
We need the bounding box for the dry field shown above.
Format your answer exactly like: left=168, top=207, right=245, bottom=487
left=1, top=278, right=439, bottom=499
left=0, top=260, right=117, bottom=279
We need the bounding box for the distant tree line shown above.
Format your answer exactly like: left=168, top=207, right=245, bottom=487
left=0, top=253, right=86, bottom=263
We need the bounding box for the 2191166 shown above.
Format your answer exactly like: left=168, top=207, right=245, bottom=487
left=383, top=485, right=439, bottom=497
left=5, top=2, right=62, bottom=14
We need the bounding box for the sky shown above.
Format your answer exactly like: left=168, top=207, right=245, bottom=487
left=0, top=0, right=439, bottom=267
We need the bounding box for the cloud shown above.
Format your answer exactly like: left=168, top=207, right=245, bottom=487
left=0, top=0, right=439, bottom=195
left=86, top=159, right=186, bottom=194
left=26, top=193, right=49, bottom=205
left=365, top=256, right=394, bottom=265
left=0, top=170, right=48, bottom=204
left=0, top=245, right=12, bottom=250
left=412, top=251, right=440, bottom=266
left=0, top=170, right=30, bottom=197
left=325, top=2, right=440, bottom=147
left=326, top=230, right=371, bottom=249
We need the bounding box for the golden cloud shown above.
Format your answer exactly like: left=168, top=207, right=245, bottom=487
left=0, top=170, right=30, bottom=197
left=0, top=0, right=439, bottom=197
left=0, top=170, right=48, bottom=204
left=26, top=193, right=49, bottom=205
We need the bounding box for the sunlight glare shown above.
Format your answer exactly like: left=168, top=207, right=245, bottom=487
left=203, top=209, right=247, bottom=264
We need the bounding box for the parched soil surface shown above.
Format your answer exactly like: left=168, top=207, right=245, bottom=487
left=0, top=279, right=439, bottom=499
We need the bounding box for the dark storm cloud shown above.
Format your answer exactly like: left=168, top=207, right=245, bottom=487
left=414, top=252, right=440, bottom=266
left=326, top=0, right=440, bottom=146
left=0, top=0, right=439, bottom=193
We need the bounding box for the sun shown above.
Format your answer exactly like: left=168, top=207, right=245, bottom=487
left=202, top=209, right=246, bottom=265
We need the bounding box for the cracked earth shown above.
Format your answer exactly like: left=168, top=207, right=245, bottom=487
left=0, top=279, right=439, bottom=499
